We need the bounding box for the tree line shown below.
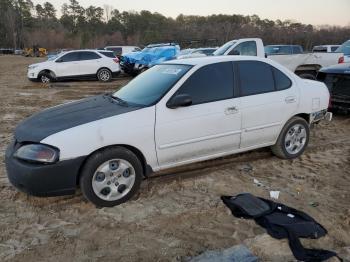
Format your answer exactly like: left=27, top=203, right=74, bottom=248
left=0, top=0, right=349, bottom=51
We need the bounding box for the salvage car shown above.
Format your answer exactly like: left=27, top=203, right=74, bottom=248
left=6, top=56, right=331, bottom=207
left=216, top=38, right=344, bottom=80
left=120, top=43, right=180, bottom=76
left=28, top=50, right=120, bottom=83
left=317, top=63, right=350, bottom=113
left=177, top=48, right=217, bottom=59
left=312, top=45, right=340, bottom=53
left=104, top=46, right=141, bottom=57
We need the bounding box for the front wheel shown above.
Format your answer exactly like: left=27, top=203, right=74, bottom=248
left=39, top=72, right=52, bottom=84
left=79, top=147, right=143, bottom=207
left=271, top=117, right=310, bottom=159
left=97, top=68, right=112, bottom=82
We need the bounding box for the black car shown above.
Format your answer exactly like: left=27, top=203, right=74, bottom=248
left=317, top=64, right=350, bottom=113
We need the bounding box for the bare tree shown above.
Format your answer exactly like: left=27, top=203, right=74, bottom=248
left=104, top=4, right=113, bottom=22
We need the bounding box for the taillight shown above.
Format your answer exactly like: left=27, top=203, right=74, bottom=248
left=113, top=58, right=119, bottom=63
left=338, top=56, right=344, bottom=64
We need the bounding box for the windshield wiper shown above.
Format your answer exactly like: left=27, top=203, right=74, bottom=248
left=107, top=93, right=129, bottom=106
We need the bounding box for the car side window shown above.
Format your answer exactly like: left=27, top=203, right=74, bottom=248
left=229, top=41, right=257, bottom=56
left=238, top=61, right=275, bottom=96
left=292, top=46, right=303, bottom=54
left=176, top=62, right=234, bottom=105
left=272, top=67, right=292, bottom=90
left=59, top=52, right=79, bottom=62
left=79, top=51, right=101, bottom=61
left=331, top=46, right=338, bottom=52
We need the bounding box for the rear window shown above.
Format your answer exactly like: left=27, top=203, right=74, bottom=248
left=272, top=67, right=292, bottom=90
left=79, top=51, right=101, bottom=60
left=99, top=51, right=116, bottom=58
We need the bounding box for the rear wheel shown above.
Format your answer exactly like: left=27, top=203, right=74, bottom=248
left=97, top=68, right=112, bottom=82
left=271, top=117, right=310, bottom=159
left=79, top=147, right=143, bottom=207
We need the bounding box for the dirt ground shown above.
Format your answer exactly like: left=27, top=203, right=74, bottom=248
left=0, top=55, right=349, bottom=262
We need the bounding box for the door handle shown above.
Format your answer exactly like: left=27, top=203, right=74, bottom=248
left=225, top=106, right=239, bottom=114
left=285, top=96, right=296, bottom=103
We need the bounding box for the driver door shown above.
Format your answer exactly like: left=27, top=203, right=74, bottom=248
left=155, top=62, right=241, bottom=169
left=55, top=52, right=81, bottom=77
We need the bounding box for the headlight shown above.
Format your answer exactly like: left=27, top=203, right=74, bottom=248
left=14, top=144, right=59, bottom=163
left=28, top=65, right=38, bottom=70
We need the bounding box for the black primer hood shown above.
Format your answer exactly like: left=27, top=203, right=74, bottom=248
left=15, top=94, right=142, bottom=143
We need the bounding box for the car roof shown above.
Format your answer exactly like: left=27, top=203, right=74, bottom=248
left=66, top=49, right=99, bottom=52
left=164, top=55, right=270, bottom=66
left=105, top=46, right=138, bottom=48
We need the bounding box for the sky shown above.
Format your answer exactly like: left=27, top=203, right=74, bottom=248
left=33, top=0, right=350, bottom=27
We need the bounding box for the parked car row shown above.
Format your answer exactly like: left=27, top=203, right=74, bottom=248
left=27, top=39, right=350, bottom=83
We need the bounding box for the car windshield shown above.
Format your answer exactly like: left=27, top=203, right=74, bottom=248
left=213, top=41, right=236, bottom=56
left=112, top=64, right=192, bottom=106
left=336, top=40, right=350, bottom=55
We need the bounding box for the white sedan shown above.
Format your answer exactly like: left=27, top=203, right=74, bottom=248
left=6, top=56, right=331, bottom=207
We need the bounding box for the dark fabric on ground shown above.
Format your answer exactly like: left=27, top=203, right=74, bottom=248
left=222, top=193, right=338, bottom=262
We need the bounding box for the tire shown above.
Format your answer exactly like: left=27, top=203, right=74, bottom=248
left=97, top=68, right=112, bottom=82
left=79, top=147, right=143, bottom=207
left=296, top=72, right=317, bottom=80
left=271, top=116, right=310, bottom=159
left=39, top=72, right=52, bottom=84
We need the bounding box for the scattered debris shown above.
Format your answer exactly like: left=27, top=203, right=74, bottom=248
left=240, top=163, right=254, bottom=172
left=309, top=201, right=319, bottom=207
left=270, top=191, right=280, bottom=200
left=253, top=178, right=263, bottom=187
left=189, top=245, right=258, bottom=262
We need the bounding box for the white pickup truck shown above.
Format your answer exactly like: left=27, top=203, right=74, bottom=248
left=213, top=38, right=344, bottom=79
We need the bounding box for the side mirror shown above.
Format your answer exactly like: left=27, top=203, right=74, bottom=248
left=167, top=94, right=192, bottom=109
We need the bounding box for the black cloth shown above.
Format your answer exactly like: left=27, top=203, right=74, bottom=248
left=221, top=193, right=338, bottom=262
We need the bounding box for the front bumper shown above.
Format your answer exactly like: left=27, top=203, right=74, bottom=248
left=5, top=141, right=85, bottom=197
left=27, top=70, right=39, bottom=80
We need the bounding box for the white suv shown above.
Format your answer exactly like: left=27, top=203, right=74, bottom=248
left=7, top=56, right=331, bottom=207
left=27, top=50, right=121, bottom=83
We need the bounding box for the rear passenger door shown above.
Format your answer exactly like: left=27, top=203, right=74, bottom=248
left=78, top=51, right=103, bottom=76
left=237, top=61, right=298, bottom=148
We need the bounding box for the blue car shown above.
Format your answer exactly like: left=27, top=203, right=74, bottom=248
left=121, top=43, right=180, bottom=76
